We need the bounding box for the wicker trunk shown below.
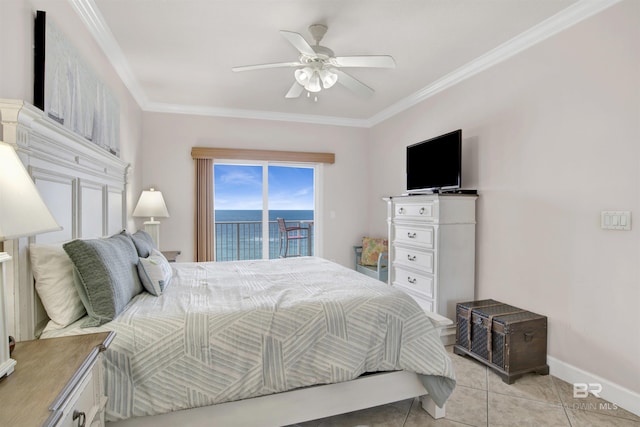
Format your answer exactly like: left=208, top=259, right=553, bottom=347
left=453, top=299, right=549, bottom=384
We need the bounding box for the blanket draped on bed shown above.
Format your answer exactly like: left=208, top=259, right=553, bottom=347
left=47, top=257, right=456, bottom=421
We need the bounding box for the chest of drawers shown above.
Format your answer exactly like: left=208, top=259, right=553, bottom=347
left=386, top=194, right=477, bottom=341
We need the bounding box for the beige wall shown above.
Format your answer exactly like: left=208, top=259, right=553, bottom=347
left=141, top=112, right=368, bottom=265
left=0, top=0, right=144, bottom=226
left=367, top=0, right=639, bottom=395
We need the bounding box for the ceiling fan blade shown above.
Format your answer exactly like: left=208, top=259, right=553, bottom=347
left=333, top=69, right=374, bottom=97
left=232, top=61, right=302, bottom=72
left=285, top=82, right=304, bottom=99
left=332, top=55, right=396, bottom=68
left=280, top=30, right=316, bottom=56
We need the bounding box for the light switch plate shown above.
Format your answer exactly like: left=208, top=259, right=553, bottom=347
left=601, top=211, right=631, bottom=230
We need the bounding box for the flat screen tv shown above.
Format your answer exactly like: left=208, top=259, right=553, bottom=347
left=406, top=129, right=461, bottom=194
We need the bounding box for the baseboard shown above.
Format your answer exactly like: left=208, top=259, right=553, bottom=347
left=547, top=355, right=640, bottom=417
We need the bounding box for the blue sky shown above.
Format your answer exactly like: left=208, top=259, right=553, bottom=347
left=214, top=164, right=314, bottom=210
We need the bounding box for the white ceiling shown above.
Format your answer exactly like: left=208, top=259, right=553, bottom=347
left=69, top=0, right=616, bottom=127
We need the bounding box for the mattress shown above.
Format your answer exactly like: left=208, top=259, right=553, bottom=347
left=42, top=256, right=456, bottom=421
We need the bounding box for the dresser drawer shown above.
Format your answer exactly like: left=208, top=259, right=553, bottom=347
left=394, top=266, right=434, bottom=298
left=394, top=282, right=434, bottom=313
left=395, top=202, right=436, bottom=220
left=395, top=225, right=434, bottom=249
left=393, top=246, right=434, bottom=273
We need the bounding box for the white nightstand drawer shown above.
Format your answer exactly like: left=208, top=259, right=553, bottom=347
left=394, top=266, right=434, bottom=298
left=395, top=225, right=434, bottom=249
left=394, top=246, right=434, bottom=273
left=395, top=202, right=436, bottom=220
left=57, top=363, right=101, bottom=427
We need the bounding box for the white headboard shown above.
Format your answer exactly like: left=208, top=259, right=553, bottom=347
left=0, top=99, right=129, bottom=340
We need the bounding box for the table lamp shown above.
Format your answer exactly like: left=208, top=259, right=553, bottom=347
left=0, top=141, right=61, bottom=378
left=132, top=188, right=169, bottom=248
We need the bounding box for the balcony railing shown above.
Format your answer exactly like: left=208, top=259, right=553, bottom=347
left=215, top=220, right=313, bottom=261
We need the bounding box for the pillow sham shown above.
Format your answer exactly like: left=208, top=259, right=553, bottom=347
left=137, top=249, right=173, bottom=296
left=29, top=243, right=86, bottom=329
left=360, top=237, right=388, bottom=266
left=128, top=229, right=157, bottom=258
left=63, top=233, right=143, bottom=327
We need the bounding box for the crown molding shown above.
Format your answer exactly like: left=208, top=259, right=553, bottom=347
left=71, top=0, right=621, bottom=128
left=68, top=0, right=149, bottom=106
left=144, top=102, right=370, bottom=128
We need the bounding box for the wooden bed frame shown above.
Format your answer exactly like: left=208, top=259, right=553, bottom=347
left=0, top=99, right=446, bottom=426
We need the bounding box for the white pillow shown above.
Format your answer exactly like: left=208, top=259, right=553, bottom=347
left=30, top=243, right=86, bottom=329
left=137, top=249, right=173, bottom=296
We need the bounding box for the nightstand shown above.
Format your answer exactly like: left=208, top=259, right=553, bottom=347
left=0, top=331, right=115, bottom=426
left=161, top=250, right=181, bottom=262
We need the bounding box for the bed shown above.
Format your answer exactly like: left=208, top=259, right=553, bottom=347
left=1, top=99, right=455, bottom=427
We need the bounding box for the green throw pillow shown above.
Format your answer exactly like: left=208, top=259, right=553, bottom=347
left=64, top=234, right=143, bottom=327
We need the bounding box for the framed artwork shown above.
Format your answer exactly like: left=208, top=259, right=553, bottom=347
left=34, top=11, right=120, bottom=157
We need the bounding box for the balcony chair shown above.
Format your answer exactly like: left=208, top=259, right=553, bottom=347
left=354, top=237, right=389, bottom=283
left=277, top=218, right=309, bottom=257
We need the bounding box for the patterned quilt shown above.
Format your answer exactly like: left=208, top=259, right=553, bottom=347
left=46, top=257, right=456, bottom=421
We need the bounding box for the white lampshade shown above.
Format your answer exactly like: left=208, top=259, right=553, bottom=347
left=132, top=188, right=169, bottom=249
left=0, top=141, right=61, bottom=241
left=1, top=140, right=61, bottom=378
left=132, top=188, right=169, bottom=221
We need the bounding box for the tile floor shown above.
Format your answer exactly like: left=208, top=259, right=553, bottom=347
left=294, top=346, right=640, bottom=427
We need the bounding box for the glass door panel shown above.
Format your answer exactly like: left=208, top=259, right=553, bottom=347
left=213, top=164, right=263, bottom=261
left=268, top=165, right=314, bottom=259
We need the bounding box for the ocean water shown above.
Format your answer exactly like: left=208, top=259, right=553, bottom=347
left=215, top=210, right=314, bottom=222
left=215, top=210, right=314, bottom=260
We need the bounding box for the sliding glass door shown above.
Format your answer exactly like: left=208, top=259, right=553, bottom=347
left=213, top=162, right=315, bottom=261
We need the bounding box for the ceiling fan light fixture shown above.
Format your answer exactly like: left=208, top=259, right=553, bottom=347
left=234, top=24, right=395, bottom=100
left=294, top=67, right=313, bottom=85
left=319, top=69, right=338, bottom=89
left=306, top=73, right=322, bottom=92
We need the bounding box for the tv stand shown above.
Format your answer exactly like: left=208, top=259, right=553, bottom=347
left=441, top=189, right=477, bottom=195
left=404, top=189, right=477, bottom=196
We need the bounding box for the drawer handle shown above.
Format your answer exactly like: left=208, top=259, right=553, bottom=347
left=419, top=207, right=425, bottom=215
left=398, top=207, right=405, bottom=215
left=407, top=232, right=417, bottom=239
left=407, top=254, right=416, bottom=261
left=73, top=410, right=86, bottom=427
left=407, top=276, right=417, bottom=284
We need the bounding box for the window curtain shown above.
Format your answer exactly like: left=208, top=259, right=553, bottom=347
left=194, top=158, right=214, bottom=262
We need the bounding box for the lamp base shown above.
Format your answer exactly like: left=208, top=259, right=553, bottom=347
left=0, top=357, right=16, bottom=378
left=0, top=252, right=16, bottom=377
left=143, top=221, right=161, bottom=249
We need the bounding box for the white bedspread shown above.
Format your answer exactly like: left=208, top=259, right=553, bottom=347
left=43, top=257, right=455, bottom=421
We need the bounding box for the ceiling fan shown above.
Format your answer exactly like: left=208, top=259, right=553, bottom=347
left=232, top=24, right=396, bottom=99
